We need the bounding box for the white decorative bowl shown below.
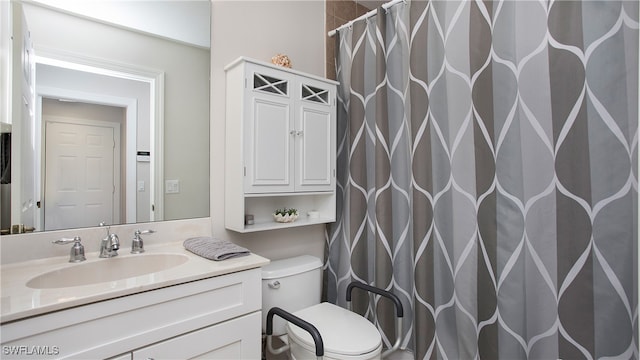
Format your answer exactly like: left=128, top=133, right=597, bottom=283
left=273, top=213, right=299, bottom=223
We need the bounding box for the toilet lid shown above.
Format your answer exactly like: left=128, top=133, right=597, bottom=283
left=287, top=302, right=382, bottom=356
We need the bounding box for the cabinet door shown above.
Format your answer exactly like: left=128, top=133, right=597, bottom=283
left=132, top=312, right=261, bottom=360
left=295, top=80, right=336, bottom=192
left=244, top=68, right=295, bottom=193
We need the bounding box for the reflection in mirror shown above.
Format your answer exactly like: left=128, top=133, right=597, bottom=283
left=42, top=98, right=127, bottom=230
left=0, top=0, right=210, bottom=235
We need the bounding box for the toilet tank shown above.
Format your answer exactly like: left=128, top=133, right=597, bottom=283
left=261, top=255, right=323, bottom=335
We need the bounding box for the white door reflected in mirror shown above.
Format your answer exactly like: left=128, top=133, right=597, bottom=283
left=44, top=119, right=120, bottom=231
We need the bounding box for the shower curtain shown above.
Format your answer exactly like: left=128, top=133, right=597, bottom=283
left=326, top=1, right=638, bottom=359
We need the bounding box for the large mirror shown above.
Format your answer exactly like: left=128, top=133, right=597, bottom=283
left=0, top=0, right=210, bottom=234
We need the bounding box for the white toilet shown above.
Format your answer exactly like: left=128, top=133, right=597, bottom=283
left=262, top=255, right=383, bottom=360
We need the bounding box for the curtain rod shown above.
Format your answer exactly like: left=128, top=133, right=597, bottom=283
left=327, top=0, right=406, bottom=38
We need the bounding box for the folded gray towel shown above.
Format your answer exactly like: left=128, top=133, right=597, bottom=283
left=183, top=237, right=251, bottom=261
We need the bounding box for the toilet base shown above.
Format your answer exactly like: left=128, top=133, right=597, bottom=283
left=290, top=341, right=382, bottom=360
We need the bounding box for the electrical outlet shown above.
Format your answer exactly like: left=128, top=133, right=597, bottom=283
left=165, top=179, right=180, bottom=194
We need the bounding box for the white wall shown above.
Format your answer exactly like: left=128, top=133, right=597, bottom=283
left=0, top=0, right=10, bottom=130
left=210, top=1, right=327, bottom=261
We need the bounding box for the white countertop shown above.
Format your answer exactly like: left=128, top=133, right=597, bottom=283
left=1, top=242, right=269, bottom=323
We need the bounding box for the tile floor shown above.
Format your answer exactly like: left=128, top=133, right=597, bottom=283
left=263, top=336, right=415, bottom=360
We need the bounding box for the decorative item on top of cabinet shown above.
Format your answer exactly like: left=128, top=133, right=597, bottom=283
left=224, top=57, right=338, bottom=232
left=271, top=54, right=292, bottom=68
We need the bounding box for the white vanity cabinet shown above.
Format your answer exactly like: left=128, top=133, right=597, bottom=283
left=130, top=312, right=259, bottom=359
left=1, top=268, right=262, bottom=359
left=225, top=57, right=338, bottom=232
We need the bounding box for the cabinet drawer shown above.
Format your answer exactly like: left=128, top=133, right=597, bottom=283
left=1, top=269, right=261, bottom=359
left=133, top=312, right=261, bottom=359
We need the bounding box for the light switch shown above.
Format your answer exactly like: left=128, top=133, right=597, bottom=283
left=166, top=179, right=180, bottom=194
left=137, top=181, right=145, bottom=192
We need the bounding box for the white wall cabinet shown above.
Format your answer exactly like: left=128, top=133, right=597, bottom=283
left=1, top=269, right=262, bottom=359
left=225, top=57, right=337, bottom=232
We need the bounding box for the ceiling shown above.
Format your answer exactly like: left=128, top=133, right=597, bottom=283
left=30, top=0, right=210, bottom=48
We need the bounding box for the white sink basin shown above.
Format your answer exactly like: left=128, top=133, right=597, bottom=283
left=26, top=254, right=189, bottom=289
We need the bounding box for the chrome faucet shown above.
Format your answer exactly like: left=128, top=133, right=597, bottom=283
left=53, top=236, right=86, bottom=263
left=99, top=222, right=120, bottom=258
left=131, top=229, right=155, bottom=254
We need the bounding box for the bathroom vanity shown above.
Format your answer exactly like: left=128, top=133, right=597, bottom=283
left=0, top=242, right=269, bottom=359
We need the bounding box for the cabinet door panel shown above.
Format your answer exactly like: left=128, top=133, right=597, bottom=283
left=296, top=104, right=334, bottom=191
left=245, top=97, right=293, bottom=193
left=133, top=312, right=261, bottom=360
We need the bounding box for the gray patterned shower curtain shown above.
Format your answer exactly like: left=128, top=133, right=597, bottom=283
left=325, top=1, right=638, bottom=359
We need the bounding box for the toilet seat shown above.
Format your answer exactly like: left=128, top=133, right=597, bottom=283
left=287, top=302, right=382, bottom=359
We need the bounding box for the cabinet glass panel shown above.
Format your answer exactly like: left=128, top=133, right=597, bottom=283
left=301, top=84, right=329, bottom=104
left=253, top=73, right=288, bottom=96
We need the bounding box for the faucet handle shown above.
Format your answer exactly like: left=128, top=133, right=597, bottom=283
left=131, top=229, right=155, bottom=254
left=53, top=236, right=80, bottom=245
left=53, top=236, right=86, bottom=263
